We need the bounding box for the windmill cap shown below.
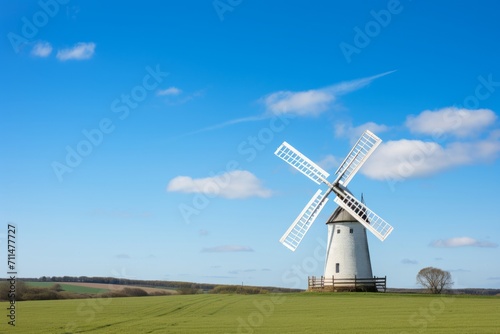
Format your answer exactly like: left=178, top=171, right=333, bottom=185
left=327, top=206, right=357, bottom=223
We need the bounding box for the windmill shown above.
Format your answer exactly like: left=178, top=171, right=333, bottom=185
left=274, top=130, right=393, bottom=291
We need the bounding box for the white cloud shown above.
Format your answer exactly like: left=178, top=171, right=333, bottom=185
left=339, top=108, right=500, bottom=182
left=115, top=253, right=131, bottom=259
left=361, top=137, right=500, bottom=181
left=31, top=41, right=52, bottom=57
left=491, top=129, right=500, bottom=139
left=157, top=87, right=182, bottom=96
left=406, top=107, right=497, bottom=137
left=317, top=154, right=340, bottom=171
left=228, top=269, right=257, bottom=274
left=262, top=71, right=395, bottom=116
left=335, top=122, right=390, bottom=144
left=263, top=89, right=334, bottom=116
left=430, top=237, right=498, bottom=248
left=166, top=170, right=272, bottom=199
left=202, top=245, right=254, bottom=253
left=401, top=258, right=418, bottom=265
left=56, top=42, right=96, bottom=61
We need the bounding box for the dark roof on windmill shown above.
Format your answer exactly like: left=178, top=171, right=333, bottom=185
left=326, top=206, right=357, bottom=223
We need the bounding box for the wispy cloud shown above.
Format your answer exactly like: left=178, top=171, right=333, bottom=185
left=406, top=107, right=497, bottom=137
left=202, top=245, right=254, bottom=253
left=430, top=237, right=498, bottom=248
left=183, top=71, right=394, bottom=136
left=31, top=41, right=52, bottom=57
left=167, top=170, right=272, bottom=199
left=158, top=88, right=206, bottom=108
left=228, top=269, right=257, bottom=274
left=262, top=88, right=334, bottom=116
left=157, top=87, right=182, bottom=96
left=199, top=229, right=210, bottom=236
left=335, top=122, right=390, bottom=144
left=317, top=154, right=340, bottom=171
left=262, top=71, right=395, bottom=116
left=448, top=269, right=470, bottom=273
left=57, top=42, right=96, bottom=61
left=183, top=115, right=267, bottom=136
left=401, top=258, right=418, bottom=265
left=115, top=253, right=131, bottom=259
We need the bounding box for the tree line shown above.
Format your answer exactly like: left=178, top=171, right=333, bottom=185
left=27, top=276, right=302, bottom=293
left=0, top=281, right=171, bottom=301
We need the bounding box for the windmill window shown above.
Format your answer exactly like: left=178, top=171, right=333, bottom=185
left=337, top=229, right=340, bottom=234
left=350, top=228, right=353, bottom=233
left=335, top=263, right=340, bottom=273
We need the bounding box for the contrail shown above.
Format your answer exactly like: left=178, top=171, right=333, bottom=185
left=179, top=70, right=396, bottom=137
left=176, top=115, right=268, bottom=138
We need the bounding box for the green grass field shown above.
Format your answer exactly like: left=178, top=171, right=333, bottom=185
left=26, top=282, right=108, bottom=294
left=3, top=293, right=499, bottom=333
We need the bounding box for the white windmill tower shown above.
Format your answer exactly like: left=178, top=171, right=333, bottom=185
left=274, top=130, right=393, bottom=291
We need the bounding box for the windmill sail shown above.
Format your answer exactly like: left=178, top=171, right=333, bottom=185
left=275, top=142, right=330, bottom=185
left=334, top=194, right=393, bottom=241
left=275, top=130, right=394, bottom=252
left=280, top=190, right=329, bottom=251
left=334, top=130, right=381, bottom=186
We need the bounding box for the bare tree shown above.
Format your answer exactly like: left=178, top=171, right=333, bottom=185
left=416, top=267, right=453, bottom=294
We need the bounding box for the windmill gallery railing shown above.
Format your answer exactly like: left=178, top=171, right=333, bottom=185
left=308, top=276, right=387, bottom=292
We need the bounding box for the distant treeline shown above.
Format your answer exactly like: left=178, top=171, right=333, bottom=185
left=387, top=288, right=500, bottom=296
left=211, top=285, right=270, bottom=294
left=0, top=282, right=170, bottom=301
left=0, top=281, right=272, bottom=301
left=14, top=276, right=303, bottom=293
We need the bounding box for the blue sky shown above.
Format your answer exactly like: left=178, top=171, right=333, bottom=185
left=1, top=0, right=500, bottom=289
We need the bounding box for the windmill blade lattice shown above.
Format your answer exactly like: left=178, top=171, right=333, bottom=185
left=274, top=142, right=331, bottom=186
left=333, top=194, right=393, bottom=241
left=279, top=189, right=330, bottom=251
left=334, top=130, right=381, bottom=187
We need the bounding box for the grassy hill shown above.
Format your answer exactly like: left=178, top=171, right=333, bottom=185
left=3, top=292, right=499, bottom=333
